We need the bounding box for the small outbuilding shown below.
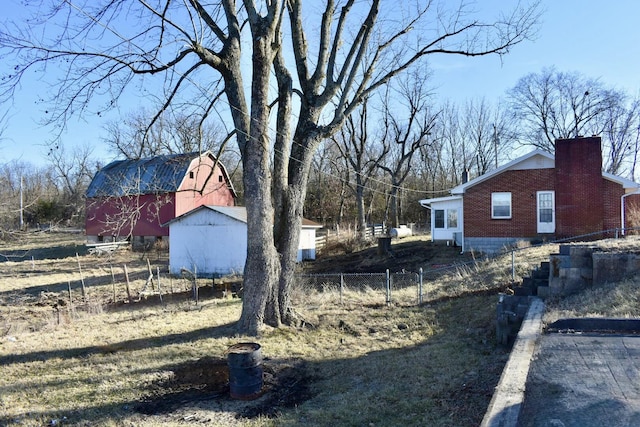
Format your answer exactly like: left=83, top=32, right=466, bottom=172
left=165, top=205, right=322, bottom=277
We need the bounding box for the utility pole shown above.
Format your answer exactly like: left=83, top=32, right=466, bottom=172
left=19, top=175, right=24, bottom=230
left=493, top=124, right=499, bottom=169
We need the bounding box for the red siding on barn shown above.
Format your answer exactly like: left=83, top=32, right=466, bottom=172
left=85, top=193, right=176, bottom=238
left=554, top=137, right=604, bottom=238
left=85, top=152, right=236, bottom=241
left=464, top=168, right=555, bottom=238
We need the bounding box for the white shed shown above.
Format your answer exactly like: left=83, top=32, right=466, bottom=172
left=165, top=205, right=322, bottom=277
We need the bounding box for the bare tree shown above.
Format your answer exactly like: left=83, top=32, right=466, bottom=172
left=377, top=73, right=438, bottom=228
left=305, top=139, right=353, bottom=227
left=47, top=143, right=97, bottom=226
left=508, top=67, right=623, bottom=151
left=333, top=99, right=388, bottom=239
left=0, top=160, right=60, bottom=233
left=462, top=97, right=517, bottom=175
left=601, top=95, right=640, bottom=177
left=0, top=1, right=542, bottom=334
left=103, top=108, right=234, bottom=160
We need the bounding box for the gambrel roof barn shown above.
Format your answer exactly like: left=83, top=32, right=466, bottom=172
left=85, top=151, right=236, bottom=248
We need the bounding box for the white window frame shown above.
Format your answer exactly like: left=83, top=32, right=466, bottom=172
left=434, top=209, right=445, bottom=229
left=492, top=192, right=512, bottom=219
left=434, top=208, right=459, bottom=230
left=447, top=209, right=458, bottom=229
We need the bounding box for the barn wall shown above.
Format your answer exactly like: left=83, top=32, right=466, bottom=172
left=175, top=157, right=235, bottom=217
left=85, top=194, right=176, bottom=239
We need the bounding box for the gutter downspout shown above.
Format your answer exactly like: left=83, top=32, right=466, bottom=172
left=621, top=189, right=640, bottom=236
left=460, top=201, right=465, bottom=254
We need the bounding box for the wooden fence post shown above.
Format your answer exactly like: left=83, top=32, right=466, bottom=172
left=157, top=266, right=163, bottom=304
left=123, top=264, right=132, bottom=303
left=67, top=280, right=73, bottom=310
left=110, top=265, right=116, bottom=303
left=76, top=253, right=86, bottom=303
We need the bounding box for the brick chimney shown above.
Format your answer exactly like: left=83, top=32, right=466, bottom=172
left=554, top=136, right=604, bottom=238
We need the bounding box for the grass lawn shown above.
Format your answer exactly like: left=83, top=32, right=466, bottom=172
left=2, top=231, right=639, bottom=426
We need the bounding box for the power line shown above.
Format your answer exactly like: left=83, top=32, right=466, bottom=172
left=57, top=1, right=452, bottom=200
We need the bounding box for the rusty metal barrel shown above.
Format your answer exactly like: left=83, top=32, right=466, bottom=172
left=227, top=342, right=263, bottom=400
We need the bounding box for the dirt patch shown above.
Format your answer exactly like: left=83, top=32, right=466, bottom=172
left=136, top=357, right=315, bottom=420
left=304, top=237, right=471, bottom=274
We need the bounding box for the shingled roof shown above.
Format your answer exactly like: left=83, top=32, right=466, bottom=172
left=86, top=152, right=228, bottom=198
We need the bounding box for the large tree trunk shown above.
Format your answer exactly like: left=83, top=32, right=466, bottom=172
left=272, top=128, right=320, bottom=326
left=356, top=180, right=367, bottom=240
left=237, top=22, right=280, bottom=336
left=389, top=183, right=400, bottom=228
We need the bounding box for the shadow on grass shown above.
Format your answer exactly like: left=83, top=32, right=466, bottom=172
left=0, top=244, right=88, bottom=262
left=0, top=294, right=509, bottom=426
left=0, top=321, right=238, bottom=366
left=0, top=269, right=152, bottom=299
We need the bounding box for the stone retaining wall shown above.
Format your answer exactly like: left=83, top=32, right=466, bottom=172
left=542, top=244, right=640, bottom=297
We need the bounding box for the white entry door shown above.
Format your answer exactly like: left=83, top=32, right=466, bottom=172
left=537, top=191, right=555, bottom=234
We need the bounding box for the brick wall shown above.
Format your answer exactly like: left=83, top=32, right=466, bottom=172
left=603, top=178, right=624, bottom=233
left=554, top=137, right=604, bottom=238
left=624, top=193, right=640, bottom=230
left=464, top=168, right=555, bottom=238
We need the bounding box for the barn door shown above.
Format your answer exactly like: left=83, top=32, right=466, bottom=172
left=537, top=191, right=555, bottom=234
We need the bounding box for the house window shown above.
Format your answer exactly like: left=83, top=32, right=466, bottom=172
left=189, top=171, right=194, bottom=179
left=447, top=209, right=458, bottom=228
left=492, top=192, right=512, bottom=219
left=218, top=175, right=223, bottom=183
left=434, top=210, right=445, bottom=229
left=435, top=209, right=458, bottom=229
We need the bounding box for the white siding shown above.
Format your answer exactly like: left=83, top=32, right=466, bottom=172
left=168, top=206, right=321, bottom=276
left=298, top=227, right=318, bottom=261
left=168, top=209, right=247, bottom=276
left=430, top=198, right=463, bottom=242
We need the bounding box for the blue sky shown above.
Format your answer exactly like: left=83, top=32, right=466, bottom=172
left=430, top=1, right=640, bottom=103
left=1, top=0, right=639, bottom=167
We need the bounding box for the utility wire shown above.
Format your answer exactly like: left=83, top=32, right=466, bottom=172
left=59, top=1, right=453, bottom=200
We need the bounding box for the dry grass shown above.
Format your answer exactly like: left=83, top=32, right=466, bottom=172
left=0, top=231, right=513, bottom=426
left=543, top=276, right=640, bottom=324
left=4, top=232, right=639, bottom=426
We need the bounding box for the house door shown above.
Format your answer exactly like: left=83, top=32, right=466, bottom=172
left=537, top=191, right=555, bottom=233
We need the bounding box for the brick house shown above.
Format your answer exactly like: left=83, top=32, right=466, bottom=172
left=419, top=137, right=640, bottom=253
left=85, top=151, right=236, bottom=248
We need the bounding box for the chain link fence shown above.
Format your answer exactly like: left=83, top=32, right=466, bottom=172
left=296, top=232, right=640, bottom=309
left=296, top=270, right=424, bottom=306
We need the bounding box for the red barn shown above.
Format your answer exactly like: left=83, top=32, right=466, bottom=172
left=85, top=152, right=236, bottom=248
left=420, top=137, right=640, bottom=253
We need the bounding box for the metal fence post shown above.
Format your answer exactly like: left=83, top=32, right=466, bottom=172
left=386, top=269, right=391, bottom=305
left=340, top=273, right=344, bottom=305
left=418, top=268, right=423, bottom=305
left=511, top=250, right=516, bottom=282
